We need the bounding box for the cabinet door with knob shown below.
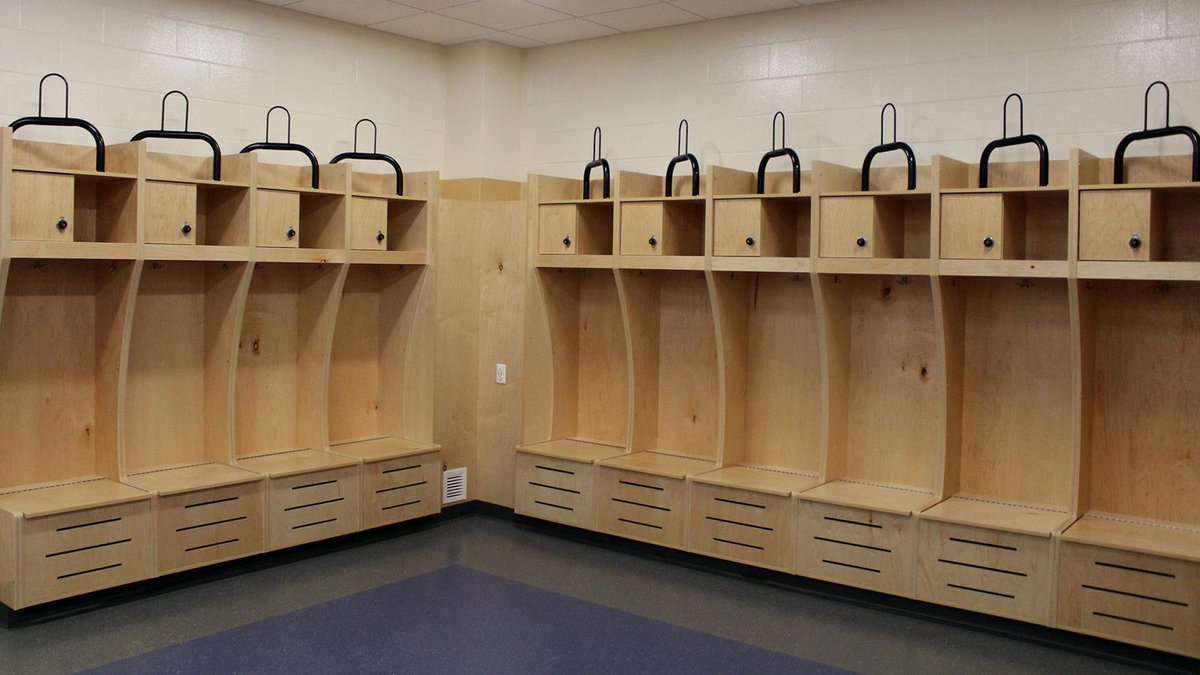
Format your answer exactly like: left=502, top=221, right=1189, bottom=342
left=621, top=202, right=665, bottom=256
left=940, top=193, right=1024, bottom=260
left=255, top=189, right=301, bottom=248
left=12, top=171, right=74, bottom=241
left=145, top=181, right=198, bottom=245
left=538, top=204, right=577, bottom=255
left=714, top=199, right=764, bottom=257
left=819, top=195, right=904, bottom=258
left=350, top=197, right=389, bottom=251
left=1079, top=189, right=1161, bottom=261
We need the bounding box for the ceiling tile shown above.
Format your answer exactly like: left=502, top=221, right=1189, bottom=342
left=392, top=0, right=478, bottom=10
left=511, top=17, right=616, bottom=43
left=669, top=0, right=798, bottom=20
left=523, top=0, right=658, bottom=17
left=588, top=3, right=703, bottom=31
left=372, top=12, right=492, bottom=41
left=451, top=31, right=545, bottom=47
left=284, top=0, right=420, bottom=25
left=437, top=0, right=570, bottom=31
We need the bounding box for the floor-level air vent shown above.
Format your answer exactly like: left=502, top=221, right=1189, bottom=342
left=443, top=467, right=467, bottom=504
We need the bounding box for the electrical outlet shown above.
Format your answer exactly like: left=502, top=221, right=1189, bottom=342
left=495, top=363, right=507, bottom=384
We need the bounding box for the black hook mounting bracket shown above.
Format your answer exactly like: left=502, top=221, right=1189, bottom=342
left=130, top=90, right=223, bottom=181
left=330, top=119, right=404, bottom=196
left=1113, top=81, right=1200, bottom=184
left=756, top=111, right=801, bottom=194
left=583, top=126, right=610, bottom=200
left=665, top=119, right=700, bottom=197
left=860, top=103, right=916, bottom=191
left=239, top=106, right=319, bottom=189
left=11, top=73, right=106, bottom=172
left=979, top=93, right=1049, bottom=188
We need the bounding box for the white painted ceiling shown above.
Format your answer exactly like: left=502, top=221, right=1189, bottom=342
left=251, top=0, right=840, bottom=48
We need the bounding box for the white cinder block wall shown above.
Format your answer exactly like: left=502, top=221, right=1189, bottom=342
left=0, top=0, right=446, bottom=170
left=0, top=0, right=1197, bottom=180
left=522, top=0, right=1200, bottom=179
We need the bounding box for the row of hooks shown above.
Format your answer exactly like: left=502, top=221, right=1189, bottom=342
left=580, top=82, right=1199, bottom=199
left=10, top=73, right=405, bottom=195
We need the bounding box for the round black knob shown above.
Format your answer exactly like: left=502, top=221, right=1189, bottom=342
left=181, top=222, right=192, bottom=236
left=563, top=235, right=572, bottom=247
left=1129, top=234, right=1142, bottom=250
left=286, top=227, right=297, bottom=240
left=56, top=217, right=68, bottom=231
left=376, top=231, right=386, bottom=244
left=745, top=236, right=756, bottom=247
left=983, top=235, right=994, bottom=249
left=648, top=235, right=658, bottom=247
left=856, top=236, right=867, bottom=248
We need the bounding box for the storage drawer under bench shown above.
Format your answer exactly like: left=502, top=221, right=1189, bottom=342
left=596, top=467, right=687, bottom=548
left=266, top=467, right=361, bottom=550
left=688, top=482, right=794, bottom=571
left=515, top=453, right=598, bottom=530
left=155, top=481, right=264, bottom=574
left=362, top=452, right=441, bottom=529
left=796, top=500, right=917, bottom=597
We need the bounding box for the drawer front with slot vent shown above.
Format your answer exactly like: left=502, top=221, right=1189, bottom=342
left=362, top=452, right=441, bottom=529
left=917, top=520, right=1052, bottom=624
left=796, top=500, right=916, bottom=597
left=267, top=467, right=360, bottom=550
left=1058, top=542, right=1199, bottom=657
left=156, top=482, right=264, bottom=574
left=688, top=483, right=793, bottom=571
left=20, top=500, right=152, bottom=607
left=597, top=468, right=686, bottom=548
left=514, top=453, right=596, bottom=529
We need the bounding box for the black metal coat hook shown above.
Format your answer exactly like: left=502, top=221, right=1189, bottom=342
left=979, top=93, right=1048, bottom=188
left=239, top=105, right=319, bottom=189
left=1113, top=81, right=1200, bottom=184
left=860, top=103, right=916, bottom=191
left=665, top=119, right=700, bottom=197
left=11, top=73, right=106, bottom=172
left=583, top=126, right=610, bottom=200
left=130, top=90, right=223, bottom=181
left=330, top=119, right=404, bottom=196
left=757, top=111, right=801, bottom=194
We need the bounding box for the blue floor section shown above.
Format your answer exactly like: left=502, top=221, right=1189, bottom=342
left=87, top=565, right=852, bottom=674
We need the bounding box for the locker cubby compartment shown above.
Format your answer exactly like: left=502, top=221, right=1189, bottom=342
left=713, top=198, right=810, bottom=259
left=619, top=200, right=705, bottom=258
left=807, top=274, right=940, bottom=516
left=124, top=261, right=261, bottom=491
left=818, top=194, right=931, bottom=260
left=537, top=202, right=614, bottom=256
left=348, top=196, right=428, bottom=253
left=939, top=190, right=1069, bottom=263
left=11, top=170, right=137, bottom=245
left=140, top=150, right=253, bottom=249
left=696, top=272, right=822, bottom=500
left=253, top=162, right=347, bottom=251
left=1060, top=279, right=1200, bottom=655
left=1078, top=186, right=1200, bottom=264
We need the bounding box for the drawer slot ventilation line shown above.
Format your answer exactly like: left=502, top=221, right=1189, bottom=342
left=57, top=517, right=121, bottom=532
left=713, top=537, right=765, bottom=551
left=714, top=497, right=765, bottom=510
left=185, top=538, right=240, bottom=553
left=1095, top=560, right=1175, bottom=578
left=46, top=538, right=132, bottom=558
left=376, top=481, right=427, bottom=495
left=176, top=516, right=247, bottom=533
left=618, top=480, right=662, bottom=491
left=612, top=498, right=669, bottom=512
left=823, top=559, right=881, bottom=574
left=617, top=517, right=662, bottom=530
left=186, top=496, right=240, bottom=509
left=937, top=558, right=1027, bottom=577
left=292, top=518, right=337, bottom=530
left=382, top=464, right=420, bottom=475
left=814, top=536, right=891, bottom=553
left=535, top=465, right=575, bottom=476
left=382, top=500, right=421, bottom=511
left=1082, top=584, right=1189, bottom=607
left=528, top=482, right=580, bottom=495
left=949, top=536, right=1017, bottom=552
left=533, top=500, right=572, bottom=512
left=291, top=480, right=336, bottom=491
left=947, top=583, right=1014, bottom=599
left=824, top=516, right=882, bottom=529
left=58, top=563, right=122, bottom=580
left=1093, top=612, right=1174, bottom=631
left=705, top=516, right=773, bottom=532
left=284, top=497, right=344, bottom=512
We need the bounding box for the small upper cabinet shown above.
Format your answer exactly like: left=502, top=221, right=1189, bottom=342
left=145, top=181, right=198, bottom=245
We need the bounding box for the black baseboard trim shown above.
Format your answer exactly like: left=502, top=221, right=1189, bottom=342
left=483, top=504, right=1200, bottom=675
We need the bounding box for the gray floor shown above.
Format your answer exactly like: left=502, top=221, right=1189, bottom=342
left=0, top=513, right=1175, bottom=674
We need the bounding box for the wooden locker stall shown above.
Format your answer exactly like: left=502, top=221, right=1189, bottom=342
left=617, top=170, right=706, bottom=261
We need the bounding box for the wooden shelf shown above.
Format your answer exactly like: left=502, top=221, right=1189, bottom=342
left=691, top=466, right=820, bottom=497
left=598, top=451, right=716, bottom=479
left=616, top=255, right=705, bottom=271
left=5, top=241, right=138, bottom=260
left=517, top=438, right=625, bottom=463
left=1062, top=514, right=1200, bottom=564
left=921, top=496, right=1071, bottom=538
left=534, top=254, right=612, bottom=269
left=798, top=479, right=935, bottom=516
left=143, top=244, right=252, bottom=262
left=0, top=478, right=149, bottom=518
left=619, top=196, right=706, bottom=204
left=237, top=448, right=358, bottom=478
left=1077, top=261, right=1200, bottom=281
left=937, top=259, right=1067, bottom=278
left=539, top=198, right=614, bottom=206
left=816, top=257, right=932, bottom=276
left=347, top=250, right=427, bottom=265
left=253, top=247, right=346, bottom=264
left=11, top=166, right=137, bottom=181
left=711, top=257, right=810, bottom=274
left=329, top=436, right=440, bottom=463
left=125, top=463, right=263, bottom=496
